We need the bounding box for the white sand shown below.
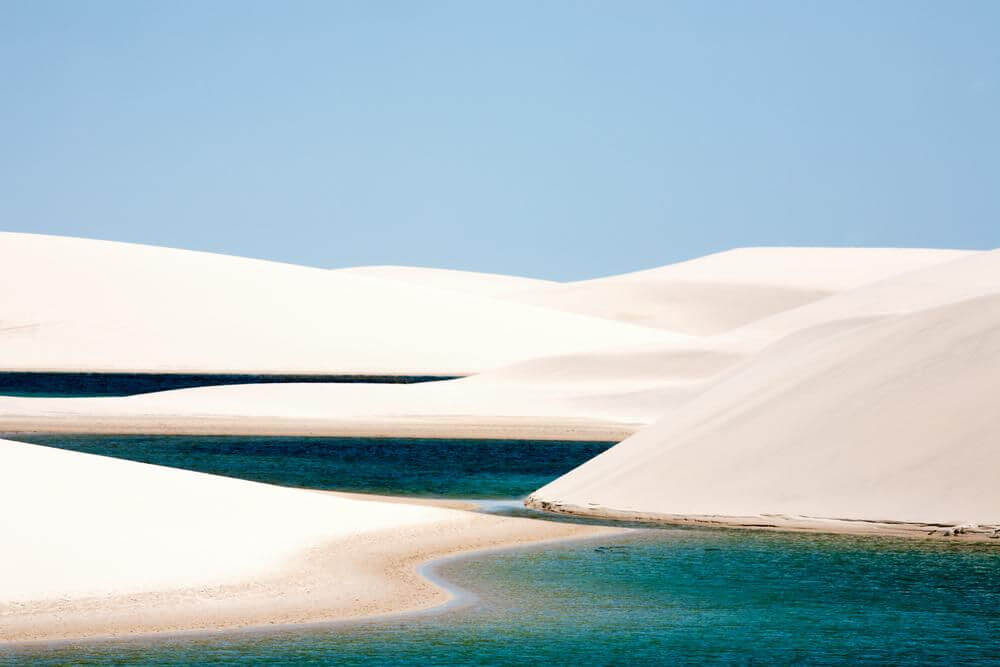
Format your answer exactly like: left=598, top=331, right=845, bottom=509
left=508, top=247, right=972, bottom=334
left=0, top=232, right=669, bottom=376
left=0, top=437, right=618, bottom=642
left=0, top=238, right=973, bottom=440
left=2, top=235, right=997, bottom=642
left=0, top=338, right=734, bottom=439
left=739, top=247, right=999, bottom=341
left=332, top=264, right=557, bottom=296
left=0, top=437, right=458, bottom=602
left=528, top=250, right=1000, bottom=536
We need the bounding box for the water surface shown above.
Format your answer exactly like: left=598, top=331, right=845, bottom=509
left=6, top=434, right=998, bottom=664
left=9, top=434, right=614, bottom=498
left=9, top=529, right=999, bottom=665
left=0, top=372, right=458, bottom=397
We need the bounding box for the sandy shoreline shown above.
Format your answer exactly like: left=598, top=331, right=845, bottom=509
left=1, top=510, right=623, bottom=644
left=524, top=498, right=1000, bottom=543
left=7, top=494, right=995, bottom=647
left=0, top=415, right=637, bottom=442
left=0, top=437, right=624, bottom=644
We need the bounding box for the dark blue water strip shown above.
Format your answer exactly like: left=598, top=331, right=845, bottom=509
left=0, top=372, right=461, bottom=397
left=6, top=435, right=615, bottom=499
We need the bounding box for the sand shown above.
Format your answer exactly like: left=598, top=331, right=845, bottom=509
left=0, top=334, right=749, bottom=440
left=332, top=264, right=557, bottom=296
left=3, top=233, right=998, bottom=644
left=0, top=232, right=670, bottom=376
left=0, top=240, right=978, bottom=444
left=0, top=382, right=643, bottom=442
left=0, top=438, right=620, bottom=643
left=506, top=247, right=972, bottom=334
left=528, top=251, right=1000, bottom=538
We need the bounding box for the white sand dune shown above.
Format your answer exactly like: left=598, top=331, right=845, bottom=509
left=0, top=437, right=615, bottom=641
left=0, top=338, right=737, bottom=439
left=0, top=233, right=669, bottom=376
left=739, top=247, right=998, bottom=341
left=528, top=250, right=1000, bottom=534
left=508, top=248, right=973, bottom=334
left=0, top=238, right=974, bottom=441
left=0, top=437, right=456, bottom=602
left=1, top=233, right=995, bottom=536
left=332, top=264, right=557, bottom=296
left=0, top=380, right=642, bottom=441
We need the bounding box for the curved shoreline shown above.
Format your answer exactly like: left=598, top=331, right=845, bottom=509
left=1, top=510, right=626, bottom=646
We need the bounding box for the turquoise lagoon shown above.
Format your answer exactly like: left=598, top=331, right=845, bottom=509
left=4, top=435, right=998, bottom=665
left=8, top=529, right=999, bottom=665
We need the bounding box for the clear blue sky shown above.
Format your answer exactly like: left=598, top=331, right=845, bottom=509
left=2, top=1, right=997, bottom=279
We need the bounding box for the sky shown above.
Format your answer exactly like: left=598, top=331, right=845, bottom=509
left=2, top=1, right=998, bottom=280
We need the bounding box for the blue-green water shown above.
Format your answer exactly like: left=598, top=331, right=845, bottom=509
left=7, top=435, right=614, bottom=498
left=8, top=529, right=999, bottom=665
left=5, top=435, right=998, bottom=664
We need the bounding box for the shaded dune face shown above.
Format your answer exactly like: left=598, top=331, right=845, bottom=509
left=511, top=280, right=832, bottom=335
left=507, top=247, right=974, bottom=335
left=741, top=248, right=1000, bottom=341
left=461, top=346, right=744, bottom=388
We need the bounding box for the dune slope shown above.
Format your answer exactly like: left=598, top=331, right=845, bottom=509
left=741, top=247, right=1000, bottom=341
left=528, top=255, right=1000, bottom=533
left=509, top=247, right=972, bottom=334
left=0, top=233, right=669, bottom=376
left=0, top=438, right=457, bottom=602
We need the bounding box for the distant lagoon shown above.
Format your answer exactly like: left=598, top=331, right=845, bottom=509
left=0, top=372, right=458, bottom=397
